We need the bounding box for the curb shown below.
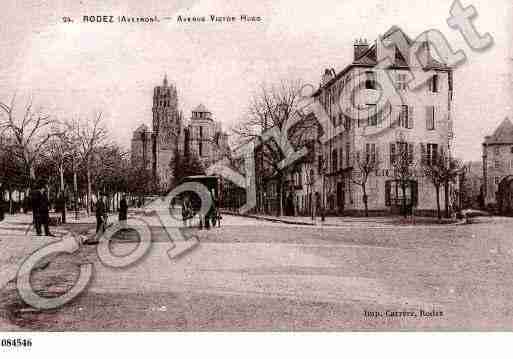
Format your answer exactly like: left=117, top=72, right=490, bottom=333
left=220, top=211, right=314, bottom=226
left=221, top=211, right=474, bottom=227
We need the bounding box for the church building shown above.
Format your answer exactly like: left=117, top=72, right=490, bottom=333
left=131, top=76, right=230, bottom=191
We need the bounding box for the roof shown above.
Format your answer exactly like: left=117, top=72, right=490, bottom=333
left=193, top=104, right=210, bottom=113
left=484, top=117, right=513, bottom=145
left=313, top=26, right=451, bottom=96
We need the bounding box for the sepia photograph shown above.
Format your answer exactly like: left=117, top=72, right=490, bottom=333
left=0, top=0, right=512, bottom=356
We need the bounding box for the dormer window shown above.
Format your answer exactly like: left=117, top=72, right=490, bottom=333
left=365, top=71, right=376, bottom=90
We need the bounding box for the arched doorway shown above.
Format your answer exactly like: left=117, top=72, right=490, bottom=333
left=497, top=176, right=513, bottom=215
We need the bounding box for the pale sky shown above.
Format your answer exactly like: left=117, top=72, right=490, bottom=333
left=0, top=0, right=511, bottom=161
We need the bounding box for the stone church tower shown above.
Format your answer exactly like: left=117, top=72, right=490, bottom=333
left=151, top=75, right=184, bottom=190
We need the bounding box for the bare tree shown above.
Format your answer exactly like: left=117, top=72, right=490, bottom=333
left=351, top=147, right=381, bottom=217
left=67, top=113, right=108, bottom=215
left=391, top=143, right=418, bottom=218
left=232, top=79, right=310, bottom=216
left=0, top=96, right=60, bottom=183
left=422, top=149, right=461, bottom=220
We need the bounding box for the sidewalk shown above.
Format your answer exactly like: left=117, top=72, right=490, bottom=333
left=221, top=210, right=463, bottom=227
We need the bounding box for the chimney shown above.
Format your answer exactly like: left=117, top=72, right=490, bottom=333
left=354, top=38, right=369, bottom=61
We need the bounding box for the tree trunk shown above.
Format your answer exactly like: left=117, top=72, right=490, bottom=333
left=362, top=184, right=369, bottom=217
left=444, top=180, right=450, bottom=218
left=87, top=166, right=92, bottom=216
left=436, top=185, right=441, bottom=220
left=8, top=189, right=12, bottom=215
left=401, top=182, right=407, bottom=218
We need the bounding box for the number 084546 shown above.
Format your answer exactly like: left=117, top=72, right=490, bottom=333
left=1, top=338, right=32, bottom=347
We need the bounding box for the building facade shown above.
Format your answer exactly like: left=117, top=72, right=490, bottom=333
left=289, top=27, right=454, bottom=216
left=482, top=117, right=513, bottom=212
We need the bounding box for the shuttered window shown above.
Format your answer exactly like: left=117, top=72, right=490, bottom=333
left=426, top=106, right=435, bottom=130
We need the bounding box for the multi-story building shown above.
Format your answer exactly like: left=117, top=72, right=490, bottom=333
left=292, top=26, right=454, bottom=216
left=482, top=117, right=513, bottom=212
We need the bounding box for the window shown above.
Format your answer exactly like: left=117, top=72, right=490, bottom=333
left=199, top=126, right=203, bottom=139
left=426, top=143, right=439, bottom=166
left=495, top=147, right=500, bottom=156
left=390, top=143, right=396, bottom=164
left=365, top=143, right=377, bottom=164
left=199, top=142, right=203, bottom=157
left=385, top=180, right=418, bottom=207
left=429, top=74, right=439, bottom=93
left=346, top=143, right=350, bottom=166
left=365, top=71, right=376, bottom=90
left=396, top=73, right=408, bottom=91
left=318, top=155, right=323, bottom=174
left=339, top=148, right=344, bottom=169
left=426, top=106, right=435, bottom=130
left=367, top=104, right=377, bottom=126
left=399, top=105, right=410, bottom=128
left=393, top=142, right=413, bottom=164
left=495, top=176, right=501, bottom=185
left=495, top=160, right=501, bottom=169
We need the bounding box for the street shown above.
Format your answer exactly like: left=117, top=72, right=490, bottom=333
left=3, top=212, right=513, bottom=330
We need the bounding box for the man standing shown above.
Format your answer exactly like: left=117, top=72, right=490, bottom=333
left=95, top=196, right=106, bottom=234
left=118, top=194, right=128, bottom=224
left=39, top=187, right=54, bottom=237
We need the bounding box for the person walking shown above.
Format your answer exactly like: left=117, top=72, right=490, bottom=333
left=39, top=187, right=54, bottom=236
left=95, top=196, right=106, bottom=234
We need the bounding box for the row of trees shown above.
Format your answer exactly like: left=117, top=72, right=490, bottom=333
left=0, top=96, right=147, bottom=215
left=352, top=145, right=461, bottom=219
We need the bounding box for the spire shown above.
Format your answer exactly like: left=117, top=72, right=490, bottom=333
left=163, top=74, right=168, bottom=87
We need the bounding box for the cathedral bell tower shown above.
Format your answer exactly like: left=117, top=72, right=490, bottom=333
left=151, top=75, right=182, bottom=191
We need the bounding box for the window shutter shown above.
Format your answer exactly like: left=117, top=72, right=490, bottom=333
left=433, top=106, right=437, bottom=129
left=408, top=106, right=414, bottom=129
left=420, top=143, right=426, bottom=165
left=425, top=106, right=430, bottom=129
left=385, top=180, right=391, bottom=206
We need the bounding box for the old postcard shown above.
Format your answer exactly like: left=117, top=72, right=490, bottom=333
left=1, top=0, right=513, bottom=346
